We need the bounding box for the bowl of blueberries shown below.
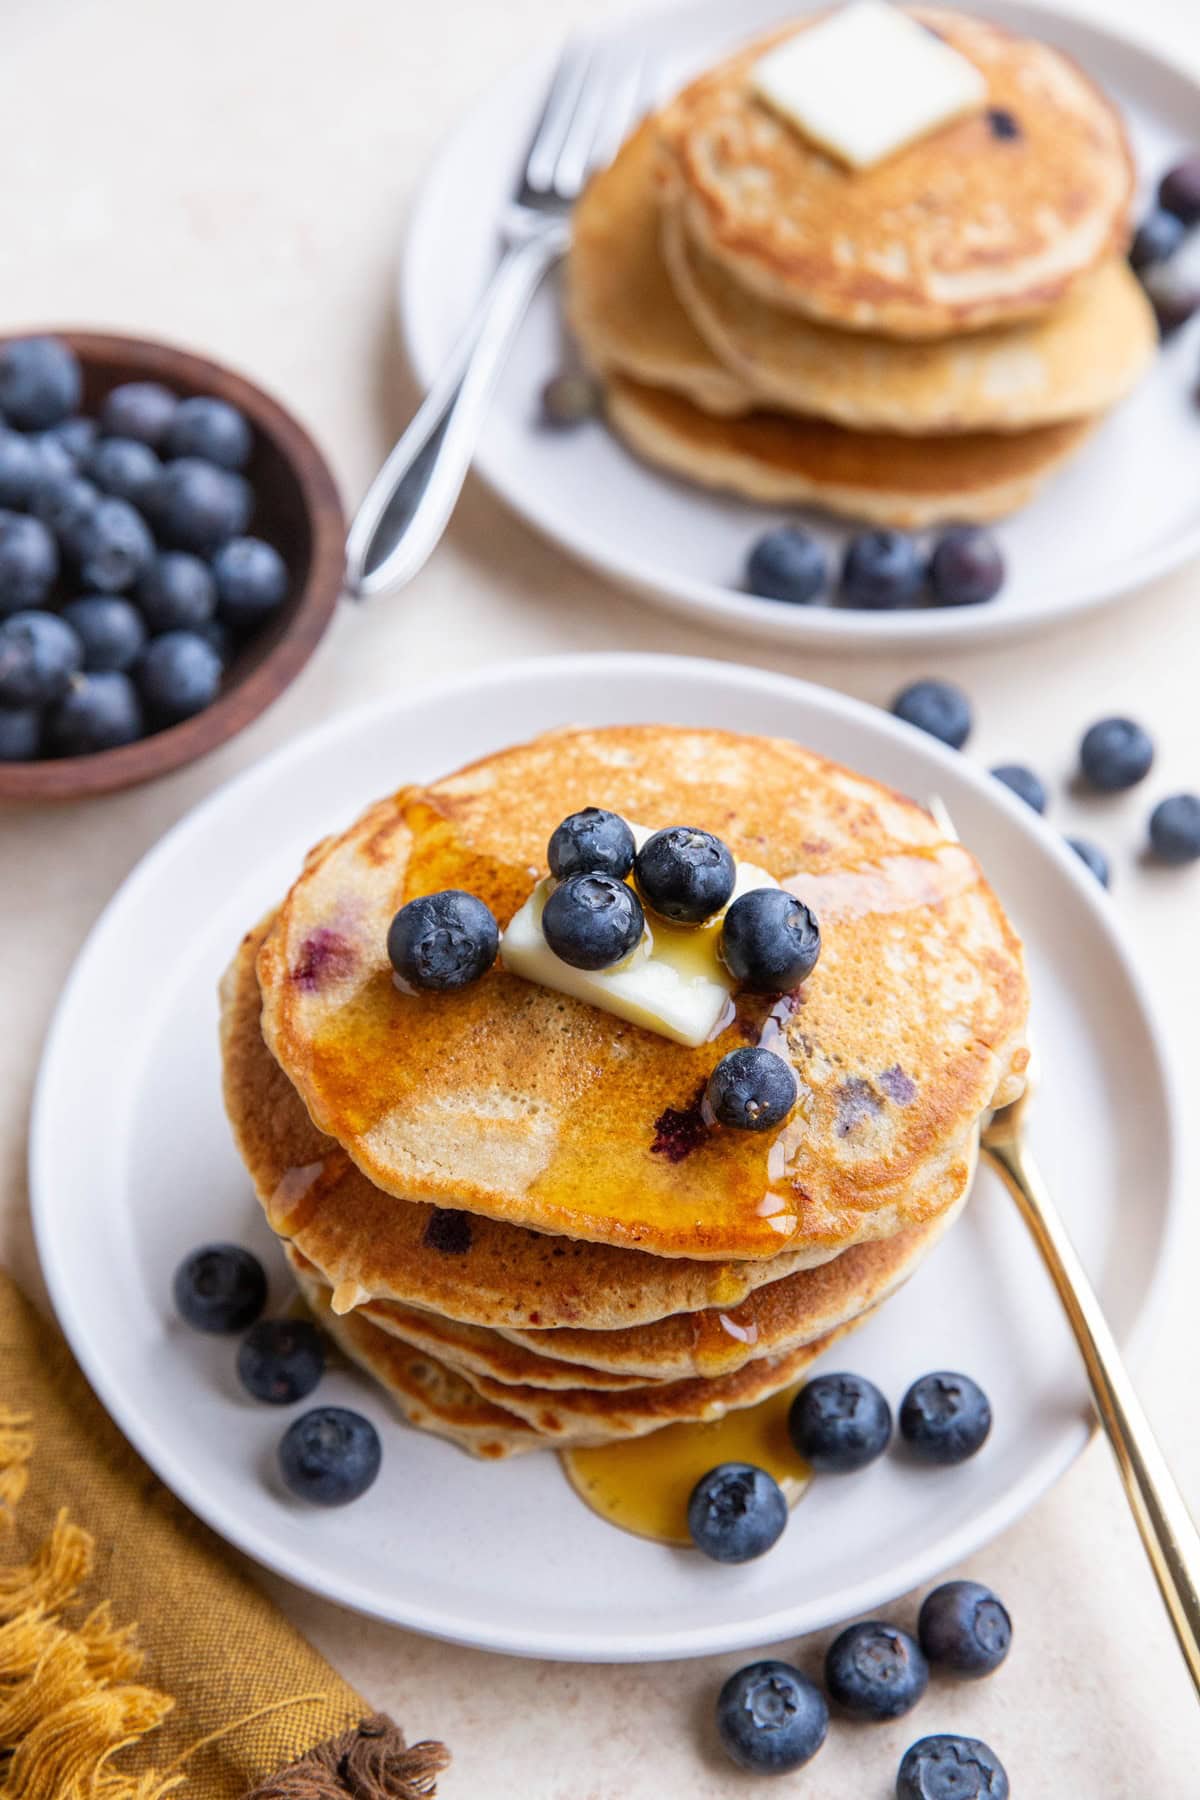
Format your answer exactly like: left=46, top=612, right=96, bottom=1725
left=0, top=330, right=345, bottom=799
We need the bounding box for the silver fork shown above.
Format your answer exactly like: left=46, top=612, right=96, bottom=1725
left=344, top=38, right=653, bottom=599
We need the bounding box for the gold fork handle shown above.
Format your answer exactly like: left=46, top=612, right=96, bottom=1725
left=985, top=1136, right=1200, bottom=1698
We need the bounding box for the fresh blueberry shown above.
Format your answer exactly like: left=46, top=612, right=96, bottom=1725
left=0, top=428, right=42, bottom=507
left=152, top=457, right=252, bottom=553
left=46, top=670, right=143, bottom=755
left=41, top=415, right=99, bottom=465
left=891, top=679, right=972, bottom=750
left=706, top=1046, right=797, bottom=1132
left=547, top=807, right=636, bottom=881
left=716, top=1661, right=828, bottom=1774
left=237, top=1318, right=326, bottom=1405
left=542, top=871, right=644, bottom=971
left=788, top=1372, right=892, bottom=1473
left=896, top=1734, right=1009, bottom=1800
left=1140, top=239, right=1200, bottom=337
left=278, top=1405, right=381, bottom=1506
left=1130, top=207, right=1186, bottom=272
left=1159, top=153, right=1200, bottom=225
left=540, top=371, right=600, bottom=427
left=899, top=1372, right=992, bottom=1465
left=173, top=1242, right=267, bottom=1333
left=746, top=526, right=828, bottom=606
left=0, top=512, right=59, bottom=613
left=30, top=470, right=100, bottom=543
left=27, top=432, right=76, bottom=488
left=1067, top=836, right=1110, bottom=888
left=1149, top=793, right=1200, bottom=865
left=61, top=595, right=147, bottom=673
left=1079, top=716, right=1154, bottom=791
left=825, top=1621, right=929, bottom=1721
left=990, top=763, right=1046, bottom=814
left=721, top=888, right=820, bottom=993
left=136, top=550, right=217, bottom=632
left=928, top=525, right=1004, bottom=607
left=100, top=380, right=179, bottom=447
left=635, top=826, right=735, bottom=924
left=841, top=530, right=925, bottom=610
left=387, top=888, right=499, bottom=991
left=0, top=706, right=41, bottom=761
left=163, top=395, right=253, bottom=470
left=918, top=1580, right=1012, bottom=1678
left=0, top=336, right=82, bottom=429
left=136, top=630, right=223, bottom=723
left=87, top=436, right=162, bottom=507
left=688, top=1462, right=788, bottom=1563
left=211, top=536, right=288, bottom=629
left=73, top=497, right=156, bottom=592
left=0, top=610, right=83, bottom=705
left=986, top=107, right=1020, bottom=140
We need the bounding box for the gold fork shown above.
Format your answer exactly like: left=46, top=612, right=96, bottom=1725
left=981, top=1070, right=1200, bottom=1695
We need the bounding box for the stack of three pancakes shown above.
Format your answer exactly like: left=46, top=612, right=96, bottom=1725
left=567, top=7, right=1156, bottom=527
left=220, top=726, right=1029, bottom=1458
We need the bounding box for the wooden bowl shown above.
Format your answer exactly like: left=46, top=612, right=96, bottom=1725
left=0, top=329, right=346, bottom=801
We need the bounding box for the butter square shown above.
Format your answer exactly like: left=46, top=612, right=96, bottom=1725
left=751, top=1, right=988, bottom=171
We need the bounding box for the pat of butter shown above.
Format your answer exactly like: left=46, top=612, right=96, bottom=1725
left=500, top=826, right=778, bottom=1048
left=752, top=1, right=987, bottom=172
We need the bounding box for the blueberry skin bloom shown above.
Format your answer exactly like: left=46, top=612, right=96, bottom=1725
left=153, top=457, right=252, bottom=553
left=1130, top=207, right=1186, bottom=272
left=0, top=336, right=82, bottom=429
left=173, top=1243, right=267, bottom=1333
left=746, top=526, right=828, bottom=606
left=900, top=1372, right=992, bottom=1465
left=706, top=1046, right=797, bottom=1132
left=891, top=679, right=972, bottom=750
left=1149, top=793, right=1200, bottom=865
left=788, top=1372, right=892, bottom=1472
left=237, top=1318, right=326, bottom=1405
left=0, top=512, right=59, bottom=613
left=46, top=670, right=144, bottom=755
left=73, top=497, right=156, bottom=593
left=547, top=807, right=635, bottom=881
left=990, top=763, right=1046, bottom=814
left=542, top=872, right=644, bottom=971
left=896, top=1734, right=1009, bottom=1800
left=0, top=428, right=42, bottom=508
left=164, top=395, right=253, bottom=470
left=635, top=826, right=735, bottom=924
left=721, top=888, right=820, bottom=993
left=278, top=1406, right=381, bottom=1506
left=87, top=436, right=163, bottom=507
left=100, top=380, right=179, bottom=447
left=137, top=550, right=218, bottom=633
left=1079, top=716, right=1154, bottom=791
left=62, top=596, right=147, bottom=673
left=387, top=889, right=499, bottom=991
left=825, top=1620, right=929, bottom=1721
left=0, top=705, right=41, bottom=761
left=212, top=536, right=289, bottom=629
left=688, top=1462, right=788, bottom=1563
left=1066, top=836, right=1110, bottom=888
left=918, top=1580, right=1012, bottom=1678
left=841, top=530, right=925, bottom=610
left=716, top=1661, right=828, bottom=1774
left=137, top=630, right=224, bottom=723
left=928, top=525, right=1005, bottom=607
left=0, top=610, right=83, bottom=706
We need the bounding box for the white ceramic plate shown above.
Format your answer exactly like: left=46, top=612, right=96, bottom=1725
left=32, top=655, right=1178, bottom=1660
left=400, top=0, right=1200, bottom=651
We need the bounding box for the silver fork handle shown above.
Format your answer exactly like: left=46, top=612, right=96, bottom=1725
left=345, top=223, right=567, bottom=599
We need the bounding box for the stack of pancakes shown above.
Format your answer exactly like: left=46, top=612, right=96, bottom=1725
left=221, top=726, right=1029, bottom=1458
left=567, top=7, right=1155, bottom=527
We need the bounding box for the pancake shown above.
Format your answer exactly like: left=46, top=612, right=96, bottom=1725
left=660, top=8, right=1133, bottom=337
left=605, top=373, right=1095, bottom=526
left=256, top=725, right=1028, bottom=1260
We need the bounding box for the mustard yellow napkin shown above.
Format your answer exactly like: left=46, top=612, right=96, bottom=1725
left=0, top=1269, right=449, bottom=1799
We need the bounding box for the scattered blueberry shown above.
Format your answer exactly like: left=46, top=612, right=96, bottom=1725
left=928, top=525, right=1004, bottom=607
left=1149, top=793, right=1200, bottom=865
left=87, top=436, right=162, bottom=507
left=1067, top=836, right=1110, bottom=888
left=841, top=530, right=925, bottom=610
left=100, top=380, right=179, bottom=447
left=173, top=1242, right=267, bottom=1333
left=688, top=1461, right=788, bottom=1563
left=0, top=429, right=41, bottom=508
left=0, top=336, right=82, bottom=429
left=746, top=526, right=827, bottom=606
left=986, top=107, right=1020, bottom=140
left=137, top=630, right=223, bottom=723
left=1140, top=241, right=1200, bottom=337
left=896, top=1735, right=1009, bottom=1800
left=918, top=1580, right=1012, bottom=1678
left=720, top=887, right=820, bottom=992
left=1159, top=153, right=1200, bottom=225
left=547, top=807, right=636, bottom=881
left=152, top=457, right=252, bottom=553
left=891, top=679, right=972, bottom=750
left=706, top=1046, right=797, bottom=1132
left=46, top=670, right=143, bottom=755
left=30, top=470, right=99, bottom=543
left=61, top=596, right=147, bottom=673
left=825, top=1621, right=929, bottom=1721
left=278, top=1405, right=381, bottom=1506
left=716, top=1661, right=828, bottom=1774
left=0, top=610, right=83, bottom=706
left=900, top=1372, right=992, bottom=1465
left=540, top=371, right=600, bottom=427
left=1130, top=207, right=1186, bottom=272
left=164, top=394, right=253, bottom=470
left=0, top=512, right=58, bottom=613
left=788, top=1372, right=892, bottom=1473
left=41, top=415, right=99, bottom=465
left=73, top=496, right=156, bottom=591
left=211, top=535, right=288, bottom=629
left=0, top=705, right=41, bottom=761
left=990, top=763, right=1046, bottom=814
left=387, top=889, right=499, bottom=991
left=635, top=826, right=735, bottom=924
left=136, top=550, right=217, bottom=632
left=237, top=1318, right=326, bottom=1405
left=1079, top=716, right=1154, bottom=791
left=542, top=871, right=644, bottom=970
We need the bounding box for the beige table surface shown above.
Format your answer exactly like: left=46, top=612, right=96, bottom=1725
left=2, top=0, right=1198, bottom=1791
